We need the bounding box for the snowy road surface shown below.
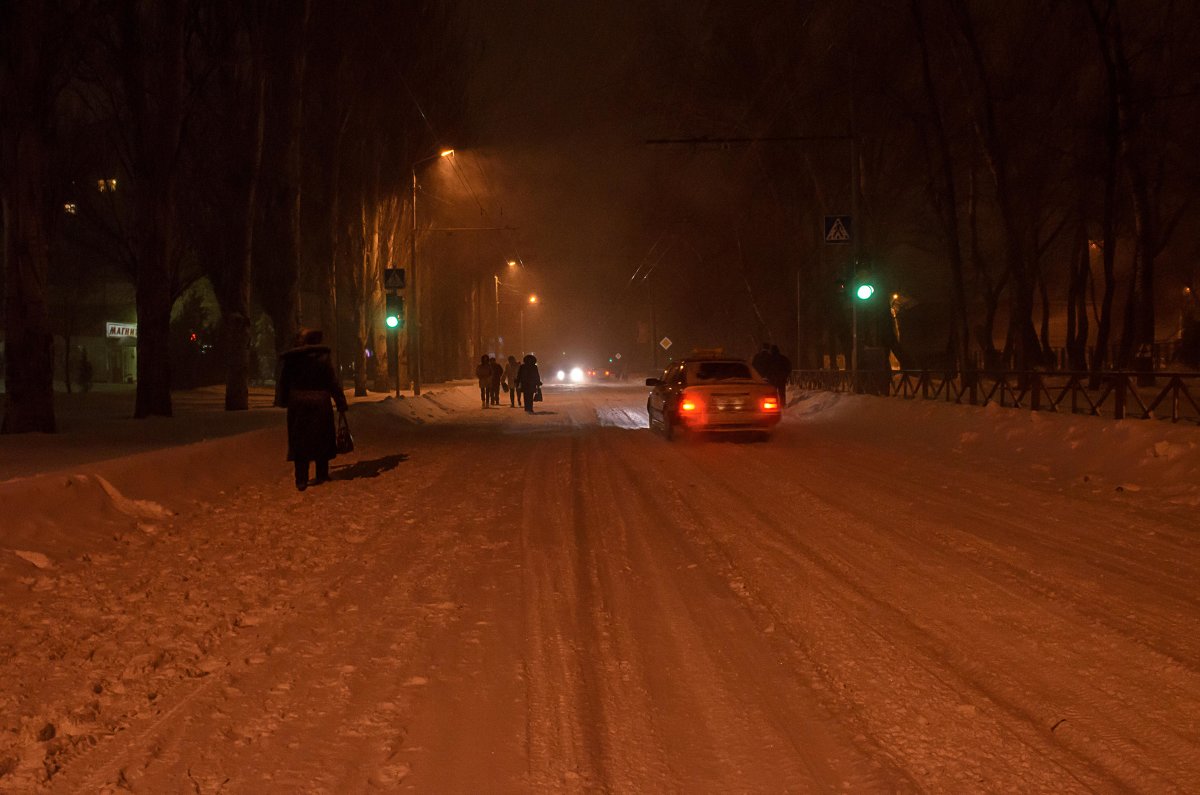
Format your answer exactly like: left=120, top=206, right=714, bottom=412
left=2, top=382, right=1199, bottom=792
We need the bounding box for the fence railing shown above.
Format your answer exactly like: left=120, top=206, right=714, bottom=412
left=791, top=369, right=1200, bottom=424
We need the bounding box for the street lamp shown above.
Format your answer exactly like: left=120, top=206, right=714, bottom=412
left=409, top=148, right=454, bottom=396
left=521, top=294, right=538, bottom=354
left=493, top=263, right=527, bottom=354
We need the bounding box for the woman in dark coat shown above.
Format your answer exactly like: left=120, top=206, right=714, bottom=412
left=516, top=353, right=541, bottom=414
left=276, top=329, right=348, bottom=490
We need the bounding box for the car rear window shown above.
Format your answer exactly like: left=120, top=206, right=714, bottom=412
left=694, top=362, right=752, bottom=381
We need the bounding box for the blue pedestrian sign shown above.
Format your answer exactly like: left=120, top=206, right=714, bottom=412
left=824, top=215, right=852, bottom=244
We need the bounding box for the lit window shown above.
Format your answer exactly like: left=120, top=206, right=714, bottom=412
left=63, top=203, right=77, bottom=215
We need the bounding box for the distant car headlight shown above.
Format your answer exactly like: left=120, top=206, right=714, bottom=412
left=569, top=367, right=585, bottom=383
left=556, top=370, right=566, bottom=381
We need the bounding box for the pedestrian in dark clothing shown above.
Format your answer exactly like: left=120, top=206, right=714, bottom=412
left=475, top=354, right=492, bottom=408
left=276, top=329, right=348, bottom=491
left=490, top=356, right=504, bottom=405
left=768, top=344, right=791, bottom=407
left=516, top=353, right=541, bottom=414
left=751, top=342, right=772, bottom=381
left=504, top=354, right=521, bottom=407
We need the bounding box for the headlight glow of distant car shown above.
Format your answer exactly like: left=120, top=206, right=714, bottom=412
left=569, top=367, right=585, bottom=383
left=556, top=370, right=566, bottom=381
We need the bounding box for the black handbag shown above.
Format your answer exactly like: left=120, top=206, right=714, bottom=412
left=335, top=412, right=354, bottom=454
left=534, top=386, right=543, bottom=402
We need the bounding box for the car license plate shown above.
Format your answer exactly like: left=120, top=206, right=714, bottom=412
left=714, top=397, right=744, bottom=411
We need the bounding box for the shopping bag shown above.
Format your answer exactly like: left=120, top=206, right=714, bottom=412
left=534, top=386, right=543, bottom=402
left=335, top=412, right=354, bottom=454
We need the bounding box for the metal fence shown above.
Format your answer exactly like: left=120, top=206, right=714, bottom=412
left=791, top=369, right=1200, bottom=424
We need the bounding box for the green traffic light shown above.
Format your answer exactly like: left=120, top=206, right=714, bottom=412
left=385, top=315, right=399, bottom=329
left=856, top=284, right=875, bottom=300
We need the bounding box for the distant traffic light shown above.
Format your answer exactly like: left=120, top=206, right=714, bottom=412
left=856, top=283, right=875, bottom=300
left=385, top=294, right=404, bottom=329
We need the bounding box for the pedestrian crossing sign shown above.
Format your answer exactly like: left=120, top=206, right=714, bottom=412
left=383, top=268, right=405, bottom=290
left=824, top=215, right=852, bottom=244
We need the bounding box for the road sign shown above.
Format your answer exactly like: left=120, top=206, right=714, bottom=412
left=614, top=352, right=622, bottom=360
left=383, top=268, right=405, bottom=290
left=824, top=215, right=851, bottom=244
left=659, top=337, right=672, bottom=350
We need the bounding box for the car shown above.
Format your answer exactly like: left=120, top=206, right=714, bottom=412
left=585, top=365, right=619, bottom=381
left=645, top=353, right=782, bottom=440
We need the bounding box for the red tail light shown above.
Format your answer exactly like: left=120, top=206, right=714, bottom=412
left=680, top=392, right=701, bottom=412
left=761, top=398, right=779, bottom=411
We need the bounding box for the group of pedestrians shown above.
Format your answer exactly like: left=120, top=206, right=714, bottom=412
left=752, top=343, right=792, bottom=406
left=476, top=353, right=543, bottom=413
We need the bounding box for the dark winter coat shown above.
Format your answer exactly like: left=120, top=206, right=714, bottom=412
left=475, top=361, right=493, bottom=389
left=491, top=360, right=504, bottom=387
left=516, top=362, right=541, bottom=391
left=751, top=348, right=772, bottom=380
left=276, top=344, right=348, bottom=462
left=768, top=351, right=792, bottom=389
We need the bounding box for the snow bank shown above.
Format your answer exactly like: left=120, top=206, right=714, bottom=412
left=790, top=389, right=1200, bottom=505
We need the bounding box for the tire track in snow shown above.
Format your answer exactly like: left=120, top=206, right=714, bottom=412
left=654, top=432, right=1198, bottom=791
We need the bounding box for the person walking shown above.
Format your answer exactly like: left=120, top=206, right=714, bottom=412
left=490, top=356, right=504, bottom=405
left=475, top=354, right=493, bottom=408
left=517, top=353, right=541, bottom=414
left=768, top=344, right=791, bottom=407
left=504, top=354, right=521, bottom=407
left=276, top=329, right=348, bottom=491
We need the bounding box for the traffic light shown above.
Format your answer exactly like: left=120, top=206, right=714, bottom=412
left=384, top=293, right=404, bottom=329
left=855, top=282, right=875, bottom=300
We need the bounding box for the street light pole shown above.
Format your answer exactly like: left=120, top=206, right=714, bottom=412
left=494, top=274, right=501, bottom=354
left=410, top=166, right=420, bottom=395
left=408, top=149, right=453, bottom=396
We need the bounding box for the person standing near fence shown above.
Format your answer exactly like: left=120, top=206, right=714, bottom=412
left=768, top=344, right=791, bottom=407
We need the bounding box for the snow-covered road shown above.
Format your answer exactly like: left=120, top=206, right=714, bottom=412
left=3, top=382, right=1199, bottom=792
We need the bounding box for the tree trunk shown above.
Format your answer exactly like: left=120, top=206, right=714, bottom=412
left=0, top=2, right=60, bottom=434
left=1, top=134, right=57, bottom=433
left=911, top=0, right=971, bottom=373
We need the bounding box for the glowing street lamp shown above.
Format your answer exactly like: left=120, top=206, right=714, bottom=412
left=521, top=294, right=540, bottom=353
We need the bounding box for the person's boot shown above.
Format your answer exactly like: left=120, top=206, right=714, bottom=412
left=295, top=461, right=309, bottom=491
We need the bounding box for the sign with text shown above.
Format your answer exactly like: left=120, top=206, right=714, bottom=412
left=106, top=322, right=137, bottom=338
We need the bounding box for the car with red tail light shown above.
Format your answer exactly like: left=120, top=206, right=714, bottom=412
left=644, top=354, right=781, bottom=440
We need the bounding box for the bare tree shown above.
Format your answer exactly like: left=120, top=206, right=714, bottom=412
left=0, top=1, right=83, bottom=433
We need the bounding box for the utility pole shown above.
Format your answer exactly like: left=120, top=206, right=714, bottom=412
left=649, top=274, right=658, bottom=372
left=494, top=274, right=501, bottom=354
